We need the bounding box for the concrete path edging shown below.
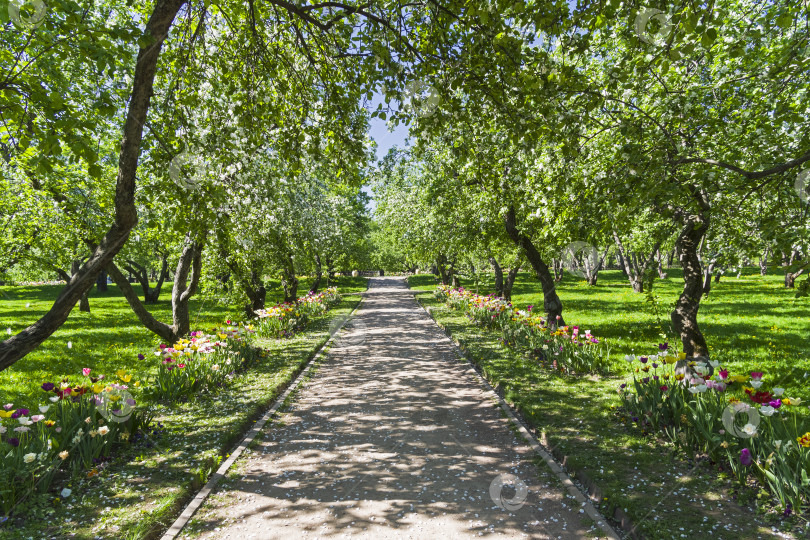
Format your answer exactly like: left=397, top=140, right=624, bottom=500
left=160, top=296, right=364, bottom=540
left=417, top=300, right=622, bottom=540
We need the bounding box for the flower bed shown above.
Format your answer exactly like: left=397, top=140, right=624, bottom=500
left=149, top=323, right=259, bottom=401
left=1, top=369, right=148, bottom=514
left=254, top=287, right=341, bottom=339
left=434, top=285, right=610, bottom=373
left=619, top=348, right=810, bottom=513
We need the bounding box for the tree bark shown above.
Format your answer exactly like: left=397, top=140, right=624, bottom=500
left=701, top=258, right=718, bottom=297
left=489, top=255, right=504, bottom=297
left=670, top=189, right=711, bottom=358
left=552, top=258, right=564, bottom=281
left=436, top=254, right=449, bottom=285
left=108, top=237, right=203, bottom=343
left=309, top=254, right=322, bottom=294
left=71, top=260, right=91, bottom=312
left=613, top=231, right=661, bottom=293
left=281, top=254, right=298, bottom=303
left=0, top=0, right=186, bottom=371
left=785, top=262, right=808, bottom=288
left=124, top=252, right=168, bottom=304
left=759, top=246, right=770, bottom=276
left=503, top=206, right=564, bottom=326
left=502, top=253, right=522, bottom=301
left=656, top=249, right=667, bottom=279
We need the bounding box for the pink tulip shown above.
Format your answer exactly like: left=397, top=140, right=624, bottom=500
left=82, top=368, right=91, bottom=376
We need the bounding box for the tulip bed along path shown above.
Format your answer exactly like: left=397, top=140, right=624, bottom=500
left=177, top=277, right=618, bottom=539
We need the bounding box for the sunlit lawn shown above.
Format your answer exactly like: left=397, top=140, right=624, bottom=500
left=411, top=268, right=810, bottom=402
left=0, top=276, right=367, bottom=404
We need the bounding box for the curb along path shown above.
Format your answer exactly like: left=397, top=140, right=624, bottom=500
left=177, top=277, right=619, bottom=539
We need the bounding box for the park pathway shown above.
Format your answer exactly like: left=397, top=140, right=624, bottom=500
left=185, top=277, right=615, bottom=539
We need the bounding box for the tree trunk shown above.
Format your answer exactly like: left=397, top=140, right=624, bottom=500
left=785, top=264, right=808, bottom=288
left=0, top=0, right=185, bottom=371
left=72, top=261, right=91, bottom=313
left=244, top=268, right=267, bottom=318
left=281, top=254, right=298, bottom=303
left=759, top=246, right=770, bottom=276
left=670, top=192, right=711, bottom=358
left=449, top=258, right=460, bottom=287
left=552, top=258, right=564, bottom=281
left=584, top=247, right=608, bottom=286
left=613, top=232, right=643, bottom=292
left=612, top=230, right=661, bottom=293
left=502, top=254, right=521, bottom=301
left=124, top=253, right=168, bottom=304
left=667, top=248, right=676, bottom=268
left=503, top=206, right=564, bottom=327
left=96, top=270, right=108, bottom=292
left=702, top=258, right=718, bottom=297
left=656, top=249, right=667, bottom=279
left=310, top=254, right=322, bottom=294
left=436, top=254, right=449, bottom=285
left=489, top=256, right=504, bottom=297
left=108, top=237, right=204, bottom=343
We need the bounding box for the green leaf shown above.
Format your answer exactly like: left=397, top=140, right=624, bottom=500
left=776, top=13, right=792, bottom=29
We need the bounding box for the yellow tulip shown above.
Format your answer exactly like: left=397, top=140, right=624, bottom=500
left=0, top=410, right=14, bottom=418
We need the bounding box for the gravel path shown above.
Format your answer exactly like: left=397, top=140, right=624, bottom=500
left=185, top=277, right=613, bottom=539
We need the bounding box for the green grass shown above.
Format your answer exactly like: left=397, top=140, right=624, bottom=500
left=411, top=268, right=810, bottom=403
left=413, top=290, right=807, bottom=539
left=0, top=276, right=367, bottom=404
left=0, top=277, right=366, bottom=538
left=409, top=270, right=810, bottom=538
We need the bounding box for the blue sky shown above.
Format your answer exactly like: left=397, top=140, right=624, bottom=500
left=362, top=91, right=411, bottom=212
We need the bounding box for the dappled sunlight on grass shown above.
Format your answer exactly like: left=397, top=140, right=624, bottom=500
left=412, top=284, right=804, bottom=539
left=409, top=269, right=810, bottom=403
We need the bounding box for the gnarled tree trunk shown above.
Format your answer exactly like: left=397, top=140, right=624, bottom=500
left=503, top=206, right=564, bottom=327
left=0, top=0, right=186, bottom=371
left=612, top=230, right=661, bottom=293
left=502, top=253, right=522, bottom=301
left=310, top=254, right=322, bottom=294
left=670, top=189, right=711, bottom=358
left=71, top=260, right=91, bottom=312
left=124, top=252, right=168, bottom=303
left=108, top=237, right=204, bottom=343
left=281, top=254, right=298, bottom=303
left=489, top=255, right=504, bottom=297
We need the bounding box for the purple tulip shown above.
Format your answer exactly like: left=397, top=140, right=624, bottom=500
left=8, top=438, right=19, bottom=447
left=659, top=342, right=669, bottom=351
left=740, top=448, right=753, bottom=466
left=41, top=382, right=55, bottom=392
left=138, top=354, right=145, bottom=361
left=640, top=357, right=648, bottom=364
